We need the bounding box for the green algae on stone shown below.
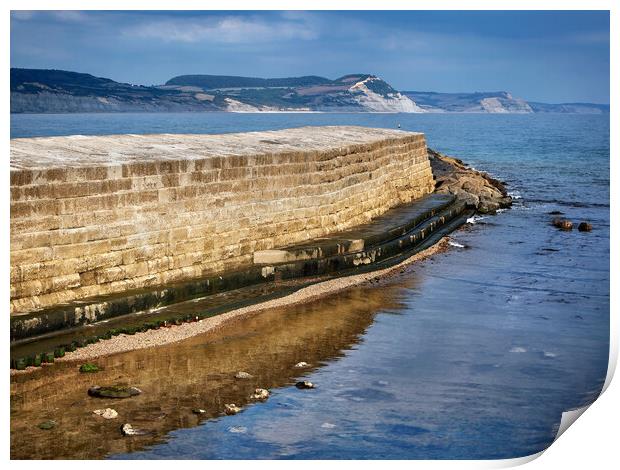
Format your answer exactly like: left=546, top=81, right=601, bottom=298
left=32, top=354, right=42, bottom=367
left=42, top=352, right=55, bottom=363
left=79, top=363, right=100, bottom=373
left=38, top=420, right=56, bottom=430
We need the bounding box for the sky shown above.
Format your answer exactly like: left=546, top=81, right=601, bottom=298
left=10, top=10, right=610, bottom=104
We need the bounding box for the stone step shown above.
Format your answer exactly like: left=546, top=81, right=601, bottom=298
left=254, top=193, right=455, bottom=265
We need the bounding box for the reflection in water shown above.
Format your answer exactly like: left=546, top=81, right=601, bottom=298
left=10, top=284, right=408, bottom=459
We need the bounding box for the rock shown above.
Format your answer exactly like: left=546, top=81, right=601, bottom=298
left=250, top=388, right=270, bottom=401
left=234, top=371, right=253, bottom=379
left=120, top=423, right=149, bottom=436
left=429, top=148, right=512, bottom=214
left=88, top=385, right=142, bottom=398
left=79, top=363, right=100, bottom=373
left=192, top=408, right=207, bottom=414
left=224, top=404, right=242, bottom=415
left=38, top=420, right=56, bottom=430
left=552, top=218, right=573, bottom=230
left=93, top=408, right=118, bottom=419
left=477, top=197, right=501, bottom=214
left=295, top=381, right=315, bottom=389
left=578, top=222, right=592, bottom=232
left=452, top=188, right=479, bottom=208
left=294, top=362, right=309, bottom=368
left=548, top=210, right=564, bottom=215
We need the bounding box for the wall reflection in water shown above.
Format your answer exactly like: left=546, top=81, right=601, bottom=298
left=11, top=282, right=408, bottom=459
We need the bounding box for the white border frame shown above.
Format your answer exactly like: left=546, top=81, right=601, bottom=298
left=2, top=2, right=616, bottom=468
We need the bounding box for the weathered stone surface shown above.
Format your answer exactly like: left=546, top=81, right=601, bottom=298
left=552, top=218, right=573, bottom=231
left=120, top=423, right=149, bottom=436
left=11, top=127, right=435, bottom=314
left=224, top=404, right=242, bottom=415
left=88, top=385, right=142, bottom=398
left=234, top=371, right=252, bottom=379
left=250, top=388, right=270, bottom=401
left=93, top=408, right=118, bottom=419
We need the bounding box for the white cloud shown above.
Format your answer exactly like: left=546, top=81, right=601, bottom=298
left=11, top=11, right=35, bottom=21
left=49, top=11, right=89, bottom=22
left=124, top=15, right=318, bottom=44
left=11, top=10, right=90, bottom=22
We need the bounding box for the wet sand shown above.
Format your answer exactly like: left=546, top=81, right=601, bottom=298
left=11, top=238, right=450, bottom=376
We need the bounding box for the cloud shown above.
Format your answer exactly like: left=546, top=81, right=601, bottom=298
left=11, top=10, right=90, bottom=22
left=49, top=11, right=89, bottom=22
left=123, top=14, right=318, bottom=44
left=11, top=11, right=35, bottom=21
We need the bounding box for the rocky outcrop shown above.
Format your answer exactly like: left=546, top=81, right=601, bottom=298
left=428, top=148, right=512, bottom=214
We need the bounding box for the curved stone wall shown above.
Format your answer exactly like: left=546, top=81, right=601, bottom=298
left=10, top=126, right=434, bottom=314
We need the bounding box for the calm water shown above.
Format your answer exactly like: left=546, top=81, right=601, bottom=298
left=10, top=113, right=610, bottom=459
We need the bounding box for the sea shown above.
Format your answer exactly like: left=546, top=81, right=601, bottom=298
left=10, top=112, right=610, bottom=459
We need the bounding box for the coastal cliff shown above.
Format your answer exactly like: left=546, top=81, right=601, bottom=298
left=11, top=69, right=422, bottom=114
left=12, top=68, right=607, bottom=114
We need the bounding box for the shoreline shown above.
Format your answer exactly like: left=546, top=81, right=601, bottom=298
left=10, top=237, right=451, bottom=376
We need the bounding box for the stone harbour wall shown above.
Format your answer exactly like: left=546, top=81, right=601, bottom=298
left=10, top=126, right=434, bottom=314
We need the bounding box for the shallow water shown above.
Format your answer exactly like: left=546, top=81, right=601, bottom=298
left=10, top=113, right=610, bottom=459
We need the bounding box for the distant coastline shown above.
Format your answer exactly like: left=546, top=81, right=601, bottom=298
left=11, top=68, right=609, bottom=115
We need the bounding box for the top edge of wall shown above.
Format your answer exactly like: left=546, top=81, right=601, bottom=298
left=11, top=126, right=425, bottom=172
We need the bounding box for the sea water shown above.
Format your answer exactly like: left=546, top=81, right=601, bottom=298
left=10, top=113, right=609, bottom=459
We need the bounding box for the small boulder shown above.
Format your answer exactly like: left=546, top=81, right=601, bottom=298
left=235, top=371, right=253, bottom=379
left=250, top=388, right=270, bottom=401
left=294, top=362, right=309, bottom=369
left=295, top=381, right=315, bottom=389
left=478, top=197, right=501, bottom=214
left=88, top=385, right=142, bottom=399
left=38, top=420, right=56, bottom=430
left=93, top=408, right=118, bottom=419
left=120, top=423, right=149, bottom=436
left=552, top=218, right=573, bottom=230
left=192, top=408, right=207, bottom=414
left=578, top=222, right=593, bottom=232
left=548, top=210, right=564, bottom=215
left=224, top=404, right=242, bottom=415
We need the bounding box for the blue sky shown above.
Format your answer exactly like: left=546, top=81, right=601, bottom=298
left=10, top=10, right=610, bottom=103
